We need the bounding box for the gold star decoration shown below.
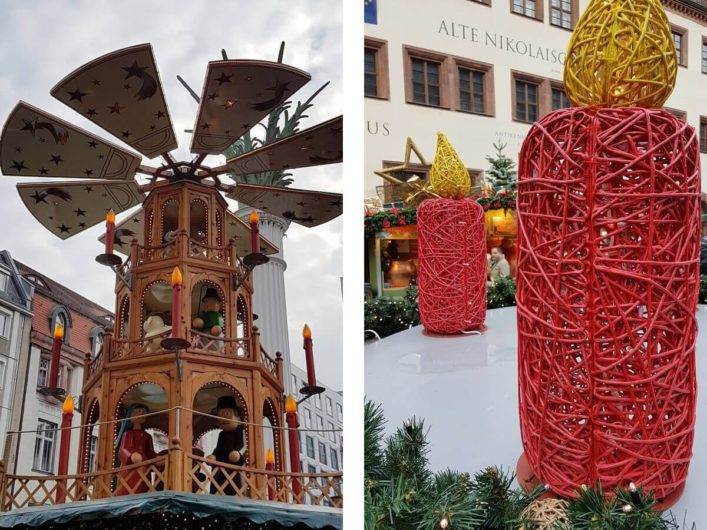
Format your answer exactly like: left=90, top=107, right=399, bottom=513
left=373, top=137, right=439, bottom=206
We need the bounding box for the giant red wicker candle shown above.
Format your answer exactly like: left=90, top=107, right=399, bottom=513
left=417, top=133, right=486, bottom=334
left=105, top=209, right=115, bottom=255
left=516, top=0, right=700, bottom=502
left=302, top=324, right=316, bottom=387
left=250, top=210, right=260, bottom=254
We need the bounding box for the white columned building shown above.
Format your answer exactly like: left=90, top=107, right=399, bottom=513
left=237, top=209, right=294, bottom=397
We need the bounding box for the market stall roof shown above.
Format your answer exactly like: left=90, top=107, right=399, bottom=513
left=0, top=491, right=342, bottom=529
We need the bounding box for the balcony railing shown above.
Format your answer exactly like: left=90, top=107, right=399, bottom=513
left=0, top=453, right=342, bottom=511
left=130, top=231, right=240, bottom=269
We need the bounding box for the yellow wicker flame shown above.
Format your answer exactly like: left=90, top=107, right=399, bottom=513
left=428, top=133, right=470, bottom=199
left=563, top=0, right=676, bottom=108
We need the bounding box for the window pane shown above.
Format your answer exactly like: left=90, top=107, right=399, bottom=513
left=474, top=94, right=485, bottom=113
left=459, top=68, right=469, bottom=85
left=413, top=83, right=426, bottom=103
left=428, top=86, right=440, bottom=106
left=513, top=0, right=524, bottom=13
left=365, top=74, right=377, bottom=97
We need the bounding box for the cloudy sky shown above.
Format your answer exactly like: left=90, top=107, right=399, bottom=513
left=0, top=0, right=343, bottom=389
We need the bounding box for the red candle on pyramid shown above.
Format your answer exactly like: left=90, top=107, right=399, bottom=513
left=48, top=323, right=63, bottom=389
left=56, top=395, right=73, bottom=503
left=170, top=267, right=183, bottom=339
left=265, top=448, right=275, bottom=500
left=516, top=0, right=698, bottom=502
left=303, top=324, right=316, bottom=387
left=250, top=210, right=260, bottom=254
left=285, top=395, right=302, bottom=498
left=105, top=209, right=115, bottom=255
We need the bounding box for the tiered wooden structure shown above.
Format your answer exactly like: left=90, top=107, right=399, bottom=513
left=0, top=42, right=343, bottom=512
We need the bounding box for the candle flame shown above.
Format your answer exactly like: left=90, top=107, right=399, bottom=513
left=302, top=324, right=312, bottom=339
left=285, top=394, right=297, bottom=413
left=62, top=395, right=74, bottom=414
left=563, top=0, right=676, bottom=108
left=106, top=209, right=116, bottom=224
left=428, top=132, right=470, bottom=199
left=266, top=448, right=275, bottom=464
left=54, top=323, right=64, bottom=340
left=249, top=210, right=259, bottom=224
left=171, top=266, right=183, bottom=286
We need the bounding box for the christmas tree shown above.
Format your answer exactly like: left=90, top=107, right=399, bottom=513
left=364, top=401, right=685, bottom=529
left=484, top=142, right=517, bottom=193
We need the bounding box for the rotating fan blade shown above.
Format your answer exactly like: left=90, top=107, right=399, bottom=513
left=1, top=102, right=141, bottom=179
left=50, top=43, right=177, bottom=158
left=99, top=207, right=278, bottom=256
left=226, top=115, right=342, bottom=175
left=18, top=180, right=143, bottom=240
left=228, top=183, right=342, bottom=227
left=190, top=60, right=311, bottom=155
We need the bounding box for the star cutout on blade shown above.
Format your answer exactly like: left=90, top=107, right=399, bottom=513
left=123, top=83, right=131, bottom=90
left=88, top=140, right=97, bottom=148
left=93, top=79, right=101, bottom=86
left=374, top=138, right=435, bottom=205
left=11, top=160, right=27, bottom=172
left=122, top=60, right=148, bottom=79
left=58, top=224, right=71, bottom=234
left=31, top=191, right=47, bottom=204
left=86, top=108, right=98, bottom=117
left=150, top=125, right=156, bottom=130
left=79, top=222, right=87, bottom=228
left=39, top=167, right=48, bottom=175
left=267, top=80, right=291, bottom=93
left=207, top=93, right=217, bottom=101
left=330, top=199, right=342, bottom=207
left=84, top=169, right=94, bottom=176
left=201, top=122, right=211, bottom=130
left=155, top=110, right=165, bottom=119
left=215, top=73, right=232, bottom=85
left=296, top=201, right=306, bottom=206
left=108, top=102, right=124, bottom=114
left=15, top=147, right=22, bottom=153
left=49, top=154, right=63, bottom=165
left=98, top=154, right=104, bottom=159
left=224, top=129, right=231, bottom=135
left=67, top=87, right=88, bottom=102
left=84, top=186, right=93, bottom=193
left=133, top=218, right=141, bottom=223
left=74, top=208, right=86, bottom=217
left=122, top=130, right=132, bottom=139
left=241, top=123, right=251, bottom=130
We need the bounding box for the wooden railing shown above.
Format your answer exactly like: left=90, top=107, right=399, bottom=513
left=112, top=329, right=172, bottom=360
left=190, top=330, right=250, bottom=359
left=1, top=456, right=167, bottom=510
left=0, top=455, right=342, bottom=511
left=133, top=232, right=237, bottom=268
left=188, top=455, right=343, bottom=508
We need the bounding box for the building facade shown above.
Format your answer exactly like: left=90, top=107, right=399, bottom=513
left=0, top=252, right=34, bottom=468
left=365, top=0, right=707, bottom=294
left=291, top=365, right=343, bottom=482
left=6, top=261, right=112, bottom=476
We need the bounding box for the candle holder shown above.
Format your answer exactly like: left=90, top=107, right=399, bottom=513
left=37, top=385, right=66, bottom=399
left=243, top=252, right=270, bottom=268
left=94, top=253, right=123, bottom=267
left=298, top=384, right=325, bottom=402
left=160, top=336, right=191, bottom=351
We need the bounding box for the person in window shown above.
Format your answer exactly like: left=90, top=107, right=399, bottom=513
left=114, top=403, right=157, bottom=495
left=207, top=396, right=247, bottom=495
left=487, top=247, right=510, bottom=286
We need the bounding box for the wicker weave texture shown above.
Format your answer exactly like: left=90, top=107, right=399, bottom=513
left=516, top=107, right=700, bottom=499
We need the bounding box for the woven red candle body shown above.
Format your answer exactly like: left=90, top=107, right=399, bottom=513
left=417, top=197, right=486, bottom=334
left=517, top=107, right=701, bottom=499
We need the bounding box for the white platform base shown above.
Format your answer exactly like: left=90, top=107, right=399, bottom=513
left=365, top=305, right=707, bottom=524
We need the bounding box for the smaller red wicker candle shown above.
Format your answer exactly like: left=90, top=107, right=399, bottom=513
left=56, top=395, right=73, bottom=503
left=265, top=448, right=276, bottom=500
left=170, top=267, right=183, bottom=340
left=48, top=322, right=63, bottom=389
left=285, top=395, right=302, bottom=498
left=105, top=209, right=115, bottom=255
left=303, top=324, right=316, bottom=387
left=250, top=210, right=260, bottom=254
